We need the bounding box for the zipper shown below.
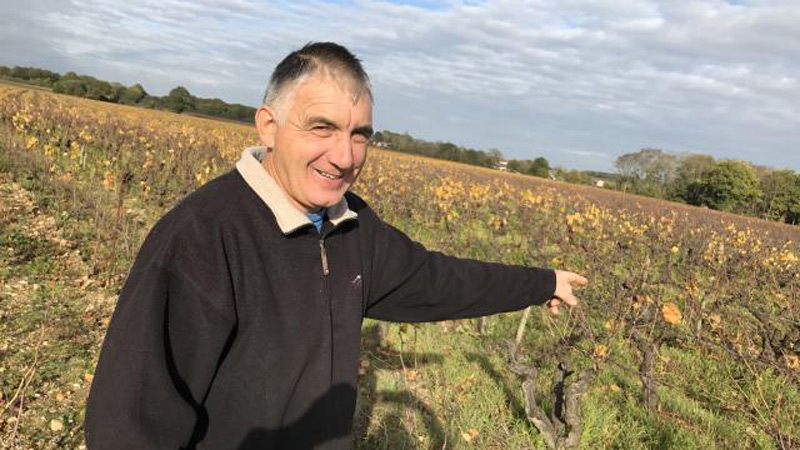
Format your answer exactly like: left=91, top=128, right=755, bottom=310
left=319, top=238, right=329, bottom=276
left=319, top=234, right=333, bottom=381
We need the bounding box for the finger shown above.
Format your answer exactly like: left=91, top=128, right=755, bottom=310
left=547, top=298, right=560, bottom=315
left=570, top=274, right=589, bottom=287
left=560, top=291, right=578, bottom=306
left=565, top=295, right=579, bottom=307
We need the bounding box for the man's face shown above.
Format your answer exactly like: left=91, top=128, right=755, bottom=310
left=257, top=74, right=373, bottom=213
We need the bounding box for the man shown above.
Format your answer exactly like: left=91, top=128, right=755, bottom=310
left=85, top=42, right=587, bottom=449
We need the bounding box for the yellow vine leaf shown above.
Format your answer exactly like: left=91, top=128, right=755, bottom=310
left=594, top=344, right=608, bottom=359
left=461, top=428, right=479, bottom=443
left=662, top=303, right=682, bottom=325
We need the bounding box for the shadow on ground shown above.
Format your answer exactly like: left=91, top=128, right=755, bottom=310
left=353, top=324, right=451, bottom=449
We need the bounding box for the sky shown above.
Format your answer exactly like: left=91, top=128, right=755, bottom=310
left=1, top=0, right=799, bottom=172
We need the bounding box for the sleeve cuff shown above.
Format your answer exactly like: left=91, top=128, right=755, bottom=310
left=529, top=268, right=557, bottom=306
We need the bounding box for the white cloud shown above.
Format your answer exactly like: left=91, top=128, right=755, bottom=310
left=1, top=0, right=799, bottom=171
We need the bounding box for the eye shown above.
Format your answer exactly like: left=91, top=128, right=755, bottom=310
left=310, top=125, right=334, bottom=137
left=352, top=134, right=368, bottom=144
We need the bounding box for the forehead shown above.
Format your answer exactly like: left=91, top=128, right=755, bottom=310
left=287, top=74, right=372, bottom=121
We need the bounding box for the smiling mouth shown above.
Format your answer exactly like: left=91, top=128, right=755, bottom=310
left=314, top=168, right=344, bottom=181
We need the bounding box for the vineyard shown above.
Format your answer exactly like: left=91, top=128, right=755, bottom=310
left=0, top=83, right=799, bottom=449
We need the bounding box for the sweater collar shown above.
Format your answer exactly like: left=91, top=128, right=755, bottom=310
left=235, top=146, right=358, bottom=234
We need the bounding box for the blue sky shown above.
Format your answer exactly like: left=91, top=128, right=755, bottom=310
left=2, top=0, right=799, bottom=172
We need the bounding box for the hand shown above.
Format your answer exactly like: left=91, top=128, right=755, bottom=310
left=547, top=270, right=588, bottom=315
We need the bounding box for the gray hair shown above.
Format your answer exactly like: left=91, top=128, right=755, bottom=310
left=262, top=42, right=372, bottom=122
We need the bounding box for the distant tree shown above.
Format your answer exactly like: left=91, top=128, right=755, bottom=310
left=0, top=66, right=10, bottom=77
left=83, top=78, right=118, bottom=102
left=5, top=66, right=60, bottom=86
left=529, top=157, right=551, bottom=178
left=461, top=148, right=482, bottom=166
left=120, top=83, right=148, bottom=105
left=393, top=132, right=415, bottom=152
left=36, top=68, right=60, bottom=84
left=487, top=148, right=504, bottom=167
left=53, top=79, right=88, bottom=97
left=507, top=160, right=530, bottom=173
left=138, top=95, right=163, bottom=109
left=555, top=168, right=592, bottom=185
left=164, top=86, right=195, bottom=113
left=195, top=98, right=225, bottom=116
left=436, top=142, right=459, bottom=161
left=614, top=148, right=677, bottom=184
left=9, top=66, right=29, bottom=79
left=109, top=82, right=126, bottom=103
left=62, top=71, right=82, bottom=82
left=370, top=131, right=385, bottom=144
left=759, top=170, right=800, bottom=224
left=686, top=161, right=762, bottom=214
left=668, top=153, right=716, bottom=202
left=615, top=148, right=677, bottom=197
left=615, top=154, right=633, bottom=178
left=227, top=103, right=256, bottom=122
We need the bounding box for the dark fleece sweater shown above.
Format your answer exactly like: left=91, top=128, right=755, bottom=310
left=85, top=169, right=556, bottom=449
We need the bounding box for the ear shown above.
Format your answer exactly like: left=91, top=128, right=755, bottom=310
left=255, top=105, right=278, bottom=148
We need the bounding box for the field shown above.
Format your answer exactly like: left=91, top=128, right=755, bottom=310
left=0, top=83, right=798, bottom=449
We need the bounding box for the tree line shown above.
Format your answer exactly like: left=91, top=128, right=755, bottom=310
left=506, top=157, right=551, bottom=178
left=371, top=130, right=564, bottom=176
left=614, top=148, right=800, bottom=225
left=370, top=130, right=507, bottom=168
left=0, top=65, right=256, bottom=123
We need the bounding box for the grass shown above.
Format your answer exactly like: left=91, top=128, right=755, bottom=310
left=0, top=132, right=117, bottom=449
left=352, top=316, right=769, bottom=449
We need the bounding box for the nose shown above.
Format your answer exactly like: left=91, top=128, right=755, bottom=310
left=328, top=133, right=354, bottom=171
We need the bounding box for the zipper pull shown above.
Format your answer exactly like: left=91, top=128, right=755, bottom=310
left=319, top=239, right=329, bottom=276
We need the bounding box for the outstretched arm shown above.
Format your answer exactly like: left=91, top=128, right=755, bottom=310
left=362, top=215, right=558, bottom=322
